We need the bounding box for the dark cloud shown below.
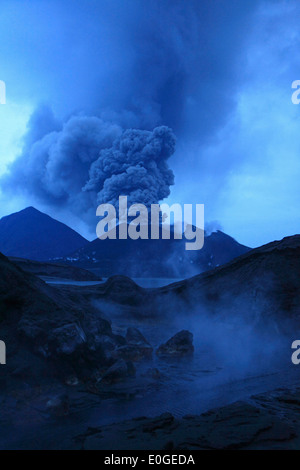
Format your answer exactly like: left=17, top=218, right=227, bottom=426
left=85, top=126, right=175, bottom=207
left=2, top=108, right=122, bottom=220
left=1, top=0, right=274, bottom=235
left=0, top=0, right=261, bottom=135
left=2, top=106, right=175, bottom=221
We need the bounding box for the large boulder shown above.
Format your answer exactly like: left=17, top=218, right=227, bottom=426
left=46, top=394, right=70, bottom=416
left=49, top=323, right=87, bottom=356
left=83, top=317, right=114, bottom=354
left=115, top=327, right=153, bottom=361
left=99, top=359, right=136, bottom=385
left=156, top=330, right=194, bottom=358
left=125, top=327, right=149, bottom=344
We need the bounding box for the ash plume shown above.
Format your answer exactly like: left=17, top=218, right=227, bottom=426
left=2, top=106, right=175, bottom=222
left=84, top=125, right=175, bottom=207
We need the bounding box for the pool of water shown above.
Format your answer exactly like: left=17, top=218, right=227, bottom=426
left=41, top=276, right=182, bottom=288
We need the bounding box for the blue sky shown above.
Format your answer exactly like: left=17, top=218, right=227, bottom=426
left=0, top=0, right=299, bottom=247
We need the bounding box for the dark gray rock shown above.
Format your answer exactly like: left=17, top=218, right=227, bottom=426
left=46, top=393, right=70, bottom=416
left=84, top=317, right=114, bottom=354
left=115, top=327, right=153, bottom=361
left=49, top=323, right=87, bottom=356
left=156, top=330, right=194, bottom=358
left=126, top=327, right=150, bottom=345
left=100, top=359, right=136, bottom=384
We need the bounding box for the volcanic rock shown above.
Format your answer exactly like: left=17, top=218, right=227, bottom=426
left=156, top=330, right=194, bottom=358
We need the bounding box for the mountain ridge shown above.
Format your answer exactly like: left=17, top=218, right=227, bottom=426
left=63, top=226, right=250, bottom=278
left=151, top=234, right=300, bottom=330
left=0, top=206, right=88, bottom=261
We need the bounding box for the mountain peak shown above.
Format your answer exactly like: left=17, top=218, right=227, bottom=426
left=23, top=206, right=39, bottom=213
left=0, top=207, right=88, bottom=261
left=1, top=206, right=43, bottom=221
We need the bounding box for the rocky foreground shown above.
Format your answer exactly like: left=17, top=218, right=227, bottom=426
left=0, top=235, right=299, bottom=449
left=71, top=385, right=300, bottom=450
